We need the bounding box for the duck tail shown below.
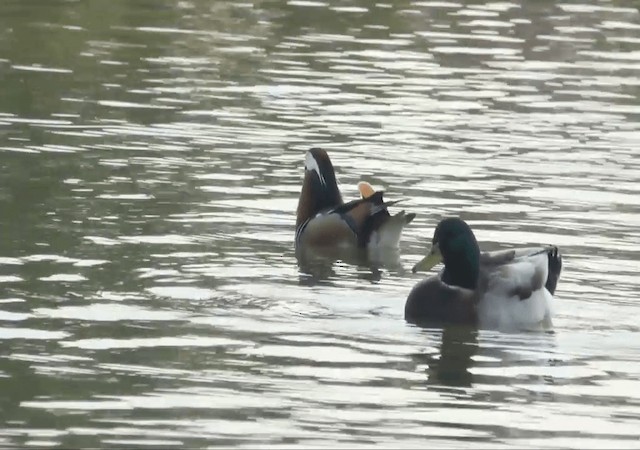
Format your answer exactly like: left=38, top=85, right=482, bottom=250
left=359, top=206, right=416, bottom=249
left=545, top=246, right=562, bottom=295
left=353, top=184, right=416, bottom=248
left=373, top=210, right=416, bottom=248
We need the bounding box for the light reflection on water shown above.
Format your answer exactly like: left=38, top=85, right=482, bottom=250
left=0, top=0, right=639, bottom=447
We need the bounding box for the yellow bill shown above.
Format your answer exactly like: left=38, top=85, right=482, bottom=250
left=412, top=242, right=442, bottom=273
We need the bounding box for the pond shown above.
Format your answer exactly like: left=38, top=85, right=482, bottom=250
left=0, top=0, right=639, bottom=447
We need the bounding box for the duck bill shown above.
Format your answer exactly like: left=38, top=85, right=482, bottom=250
left=412, top=243, right=442, bottom=273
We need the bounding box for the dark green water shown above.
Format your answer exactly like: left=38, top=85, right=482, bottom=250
left=1, top=0, right=639, bottom=447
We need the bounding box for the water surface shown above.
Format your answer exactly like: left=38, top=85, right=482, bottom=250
left=1, top=0, right=639, bottom=447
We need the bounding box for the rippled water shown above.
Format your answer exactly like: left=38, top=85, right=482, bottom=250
left=1, top=0, right=639, bottom=447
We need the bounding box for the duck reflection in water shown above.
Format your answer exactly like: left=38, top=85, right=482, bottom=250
left=296, top=243, right=406, bottom=286
left=411, top=324, right=478, bottom=388
left=410, top=323, right=559, bottom=393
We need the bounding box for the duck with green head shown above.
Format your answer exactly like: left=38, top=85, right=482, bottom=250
left=405, top=217, right=562, bottom=331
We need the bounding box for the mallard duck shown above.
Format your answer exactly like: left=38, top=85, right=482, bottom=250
left=295, top=148, right=415, bottom=250
left=405, top=217, right=562, bottom=331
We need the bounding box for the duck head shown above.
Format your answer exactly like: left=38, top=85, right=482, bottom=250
left=412, top=217, right=481, bottom=290
left=296, top=148, right=343, bottom=228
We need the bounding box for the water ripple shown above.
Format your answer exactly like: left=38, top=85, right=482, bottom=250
left=0, top=0, right=639, bottom=447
